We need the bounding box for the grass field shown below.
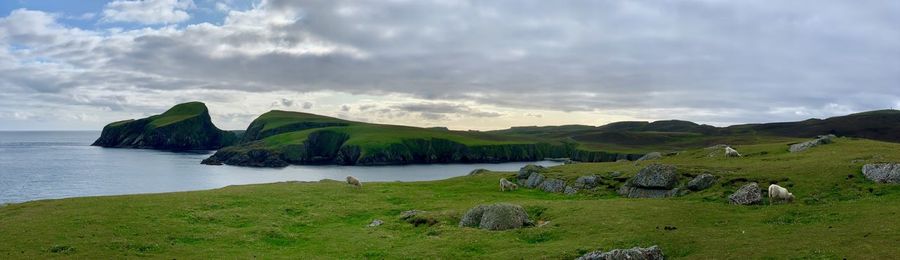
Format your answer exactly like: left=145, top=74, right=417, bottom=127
left=3, top=137, right=900, bottom=258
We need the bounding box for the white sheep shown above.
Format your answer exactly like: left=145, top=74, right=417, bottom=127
left=499, top=178, right=518, bottom=191
left=725, top=146, right=742, bottom=157
left=768, top=184, right=794, bottom=204
left=346, top=176, right=362, bottom=188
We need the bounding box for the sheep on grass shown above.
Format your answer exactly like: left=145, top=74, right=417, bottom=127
left=346, top=176, right=362, bottom=188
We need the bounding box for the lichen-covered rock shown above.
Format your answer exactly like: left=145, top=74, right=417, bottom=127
left=539, top=178, right=566, bottom=193
left=577, top=245, right=664, bottom=260
left=524, top=173, right=546, bottom=188
left=686, top=174, right=717, bottom=191
left=518, top=164, right=545, bottom=180
left=618, top=186, right=678, bottom=198
left=574, top=175, right=601, bottom=189
left=565, top=186, right=578, bottom=195
left=630, top=164, right=678, bottom=189
left=862, top=163, right=900, bottom=184
left=729, top=182, right=763, bottom=205
left=459, top=203, right=531, bottom=231
left=789, top=135, right=836, bottom=153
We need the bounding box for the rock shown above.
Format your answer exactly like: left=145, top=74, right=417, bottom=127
left=459, top=203, right=532, bottom=231
left=524, top=173, right=546, bottom=188
left=577, top=245, right=664, bottom=260
left=574, top=175, right=601, bottom=189
left=564, top=186, right=578, bottom=195
left=618, top=186, right=679, bottom=198
left=789, top=135, right=836, bottom=153
left=468, top=168, right=490, bottom=176
left=630, top=164, right=678, bottom=189
left=539, top=178, right=566, bottom=193
left=400, top=210, right=437, bottom=227
left=518, top=164, right=545, bottom=180
left=686, top=174, right=717, bottom=191
left=635, top=152, right=662, bottom=162
left=368, top=219, right=383, bottom=227
left=725, top=147, right=742, bottom=157
left=862, top=163, right=900, bottom=184
left=729, top=182, right=763, bottom=205
left=705, top=144, right=728, bottom=150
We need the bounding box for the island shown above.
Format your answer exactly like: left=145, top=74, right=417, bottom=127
left=92, top=102, right=237, bottom=150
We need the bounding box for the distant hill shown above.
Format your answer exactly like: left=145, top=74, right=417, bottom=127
left=724, top=110, right=900, bottom=142
left=92, top=102, right=237, bottom=150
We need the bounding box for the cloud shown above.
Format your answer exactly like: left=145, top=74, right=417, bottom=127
left=302, top=101, right=313, bottom=109
left=340, top=105, right=351, bottom=112
left=0, top=1, right=899, bottom=130
left=102, top=0, right=194, bottom=24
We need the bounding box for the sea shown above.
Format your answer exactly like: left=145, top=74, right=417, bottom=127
left=0, top=131, right=560, bottom=204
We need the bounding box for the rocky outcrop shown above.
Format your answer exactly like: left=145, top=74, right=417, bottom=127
left=789, top=135, right=836, bottom=152
left=400, top=210, right=437, bottom=227
left=619, top=164, right=680, bottom=198
left=93, top=102, right=236, bottom=150
left=573, top=175, right=601, bottom=189
left=577, top=245, right=664, bottom=260
left=635, top=152, right=662, bottom=162
left=459, top=203, right=532, bottom=231
left=518, top=164, right=545, bottom=180
left=564, top=186, right=578, bottom=195
left=686, top=174, right=717, bottom=191
left=729, top=182, right=762, bottom=205
left=862, top=163, right=900, bottom=184
left=524, top=173, right=546, bottom=188
left=539, top=178, right=566, bottom=193
left=468, top=168, right=490, bottom=176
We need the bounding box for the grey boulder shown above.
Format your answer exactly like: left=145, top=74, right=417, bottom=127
left=524, top=173, right=546, bottom=188
left=539, top=178, right=566, bottom=193
left=518, top=164, right=545, bottom=180
left=635, top=152, right=662, bottom=162
left=577, top=245, right=664, bottom=260
left=686, top=174, right=717, bottom=191
left=564, top=186, right=578, bottom=195
left=631, top=164, right=678, bottom=189
left=729, top=182, right=762, bottom=205
left=789, top=134, right=836, bottom=153
left=459, top=203, right=532, bottom=231
left=574, top=175, right=601, bottom=189
left=862, top=163, right=900, bottom=184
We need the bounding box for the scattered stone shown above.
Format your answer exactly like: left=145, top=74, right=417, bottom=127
left=635, top=152, right=663, bottom=162
left=564, top=186, right=578, bottom=195
left=468, top=168, right=490, bottom=176
left=729, top=182, right=763, bottom=205
left=459, top=203, right=532, bottom=231
left=630, top=164, right=679, bottom=189
left=574, top=175, right=601, bottom=189
left=725, top=147, right=742, bottom=157
left=862, top=163, right=900, bottom=184
left=540, top=178, right=567, bottom=193
left=577, top=245, right=664, bottom=260
left=686, top=174, right=717, bottom=191
left=524, top=173, right=546, bottom=188
left=368, top=219, right=384, bottom=227
left=518, top=164, right=545, bottom=180
left=789, top=134, right=836, bottom=153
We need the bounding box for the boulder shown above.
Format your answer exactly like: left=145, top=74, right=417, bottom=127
left=400, top=210, right=437, bottom=227
left=635, top=152, right=662, bottom=162
left=518, top=164, right=545, bottom=180
left=630, top=164, right=678, bottom=189
left=368, top=219, right=383, bottom=227
left=577, top=245, right=664, bottom=260
left=468, top=168, right=490, bottom=176
left=686, top=174, right=717, bottom=191
left=729, top=183, right=763, bottom=205
left=564, top=186, right=578, bottom=195
left=539, top=178, right=566, bottom=193
left=618, top=186, right=679, bottom=198
left=524, top=173, right=546, bottom=188
left=789, top=135, right=836, bottom=153
left=459, top=203, right=532, bottom=231
left=862, top=163, right=900, bottom=184
left=574, top=175, right=601, bottom=189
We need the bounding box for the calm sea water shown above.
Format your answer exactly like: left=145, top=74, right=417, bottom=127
left=0, top=131, right=560, bottom=204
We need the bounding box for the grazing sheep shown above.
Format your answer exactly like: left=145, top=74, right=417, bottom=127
left=725, top=146, right=742, bottom=157
left=768, top=184, right=794, bottom=204
left=346, top=176, right=362, bottom=188
left=499, top=178, right=518, bottom=191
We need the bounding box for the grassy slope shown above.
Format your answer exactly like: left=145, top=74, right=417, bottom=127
left=147, top=102, right=209, bottom=128
left=3, top=138, right=900, bottom=258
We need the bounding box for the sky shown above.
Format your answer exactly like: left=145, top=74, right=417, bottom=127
left=0, top=0, right=898, bottom=131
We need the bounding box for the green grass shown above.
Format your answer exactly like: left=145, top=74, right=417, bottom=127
left=4, top=137, right=900, bottom=258
left=147, top=101, right=208, bottom=128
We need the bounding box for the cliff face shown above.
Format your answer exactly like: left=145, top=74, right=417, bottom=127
left=92, top=102, right=237, bottom=150
left=201, top=129, right=639, bottom=167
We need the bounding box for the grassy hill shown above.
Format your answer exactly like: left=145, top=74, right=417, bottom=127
left=4, top=137, right=900, bottom=258
left=202, top=110, right=643, bottom=167
left=92, top=102, right=237, bottom=150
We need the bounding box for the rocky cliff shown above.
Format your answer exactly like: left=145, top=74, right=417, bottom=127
left=92, top=102, right=236, bottom=150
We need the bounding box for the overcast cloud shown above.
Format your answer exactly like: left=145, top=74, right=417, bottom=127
left=0, top=0, right=898, bottom=130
